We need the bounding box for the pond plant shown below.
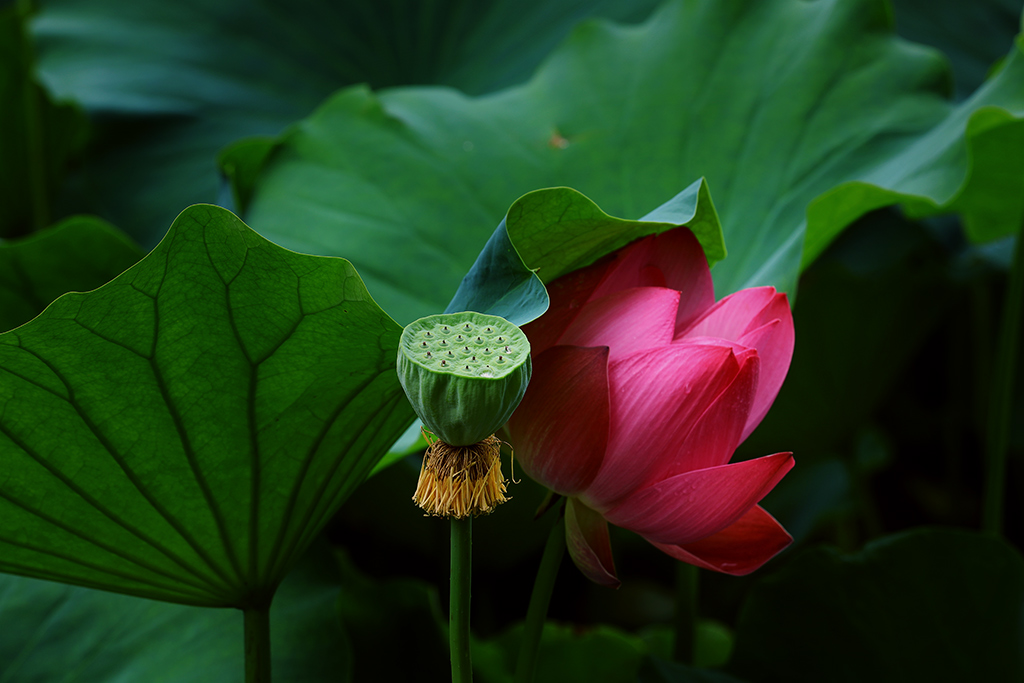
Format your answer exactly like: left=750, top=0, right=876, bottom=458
left=1, top=0, right=1024, bottom=681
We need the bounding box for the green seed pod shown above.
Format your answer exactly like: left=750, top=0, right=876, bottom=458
left=397, top=312, right=532, bottom=446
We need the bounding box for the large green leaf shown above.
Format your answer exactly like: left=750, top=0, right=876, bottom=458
left=0, top=550, right=347, bottom=682
left=0, top=2, right=87, bottom=238
left=237, top=0, right=1024, bottom=323
left=30, top=0, right=661, bottom=244
left=0, top=215, right=143, bottom=333
left=728, top=529, right=1024, bottom=682
left=0, top=204, right=413, bottom=606
left=892, top=0, right=1022, bottom=100
left=804, top=33, right=1024, bottom=255
left=446, top=181, right=724, bottom=326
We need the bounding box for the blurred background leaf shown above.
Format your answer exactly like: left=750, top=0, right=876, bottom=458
left=727, top=529, right=1024, bottom=682
left=29, top=0, right=663, bottom=243
left=230, top=0, right=1024, bottom=329
left=892, top=0, right=1022, bottom=100
left=0, top=1, right=87, bottom=239
left=0, top=546, right=348, bottom=682
left=0, top=215, right=142, bottom=332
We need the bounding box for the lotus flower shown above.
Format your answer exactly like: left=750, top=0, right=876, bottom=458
left=506, top=227, right=795, bottom=585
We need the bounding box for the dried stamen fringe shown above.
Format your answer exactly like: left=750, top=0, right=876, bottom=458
left=413, top=433, right=509, bottom=519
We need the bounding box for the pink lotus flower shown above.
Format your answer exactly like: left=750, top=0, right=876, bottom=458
left=506, top=227, right=795, bottom=586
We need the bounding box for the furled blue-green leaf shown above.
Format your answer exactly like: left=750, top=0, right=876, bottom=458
left=728, top=529, right=1024, bottom=682
left=236, top=0, right=1024, bottom=325
left=0, top=551, right=347, bottom=682
left=30, top=0, right=662, bottom=244
left=0, top=215, right=142, bottom=333
left=446, top=181, right=723, bottom=326
left=0, top=204, right=414, bottom=606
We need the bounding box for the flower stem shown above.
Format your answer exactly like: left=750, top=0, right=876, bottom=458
left=16, top=0, right=49, bottom=235
left=982, top=230, right=1024, bottom=536
left=451, top=516, right=473, bottom=683
left=514, top=509, right=566, bottom=683
left=244, top=605, right=272, bottom=683
left=672, top=562, right=699, bottom=664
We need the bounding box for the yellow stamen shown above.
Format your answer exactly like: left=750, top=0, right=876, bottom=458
left=412, top=433, right=509, bottom=519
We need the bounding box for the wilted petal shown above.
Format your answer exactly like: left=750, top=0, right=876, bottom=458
left=583, top=344, right=742, bottom=506
left=565, top=497, right=619, bottom=588
left=560, top=287, right=680, bottom=362
left=649, top=505, right=792, bottom=575
left=602, top=452, right=794, bottom=545
left=506, top=346, right=609, bottom=495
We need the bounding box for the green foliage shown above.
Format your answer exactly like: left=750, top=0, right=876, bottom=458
left=0, top=215, right=142, bottom=332
left=30, top=0, right=662, bottom=243
left=447, top=182, right=723, bottom=327
left=728, top=529, right=1024, bottom=682
left=224, top=0, right=1023, bottom=333
left=0, top=548, right=348, bottom=683
left=0, top=2, right=87, bottom=238
left=1, top=0, right=1023, bottom=681
left=0, top=204, right=413, bottom=605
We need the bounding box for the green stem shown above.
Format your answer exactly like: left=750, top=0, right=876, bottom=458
left=672, top=562, right=699, bottom=664
left=17, top=0, right=49, bottom=233
left=244, top=605, right=272, bottom=683
left=514, top=511, right=566, bottom=683
left=451, top=516, right=473, bottom=683
left=982, top=230, right=1024, bottom=536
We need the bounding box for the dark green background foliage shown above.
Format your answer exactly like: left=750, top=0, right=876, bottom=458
left=1, top=0, right=1023, bottom=680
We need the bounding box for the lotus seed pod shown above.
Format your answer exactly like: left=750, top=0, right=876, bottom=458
left=397, top=312, right=532, bottom=446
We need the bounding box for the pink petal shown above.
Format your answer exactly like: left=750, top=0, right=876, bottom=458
left=592, top=228, right=715, bottom=331
left=602, top=452, right=794, bottom=545
left=649, top=505, right=792, bottom=576
left=524, top=227, right=717, bottom=355
left=677, top=286, right=785, bottom=342
left=648, top=352, right=760, bottom=478
left=565, top=497, right=620, bottom=588
left=735, top=318, right=793, bottom=440
left=523, top=255, right=616, bottom=356
left=582, top=344, right=744, bottom=507
left=559, top=287, right=680, bottom=362
left=676, top=287, right=794, bottom=440
left=506, top=346, right=609, bottom=496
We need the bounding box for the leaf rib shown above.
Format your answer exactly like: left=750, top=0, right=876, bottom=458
left=149, top=293, right=247, bottom=590
left=10, top=343, right=237, bottom=594
left=268, top=372, right=405, bottom=581
left=208, top=236, right=264, bottom=587
left=299, top=391, right=409, bottom=553
left=0, top=471, right=216, bottom=600
left=0, top=548, right=219, bottom=605
left=263, top=366, right=391, bottom=581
